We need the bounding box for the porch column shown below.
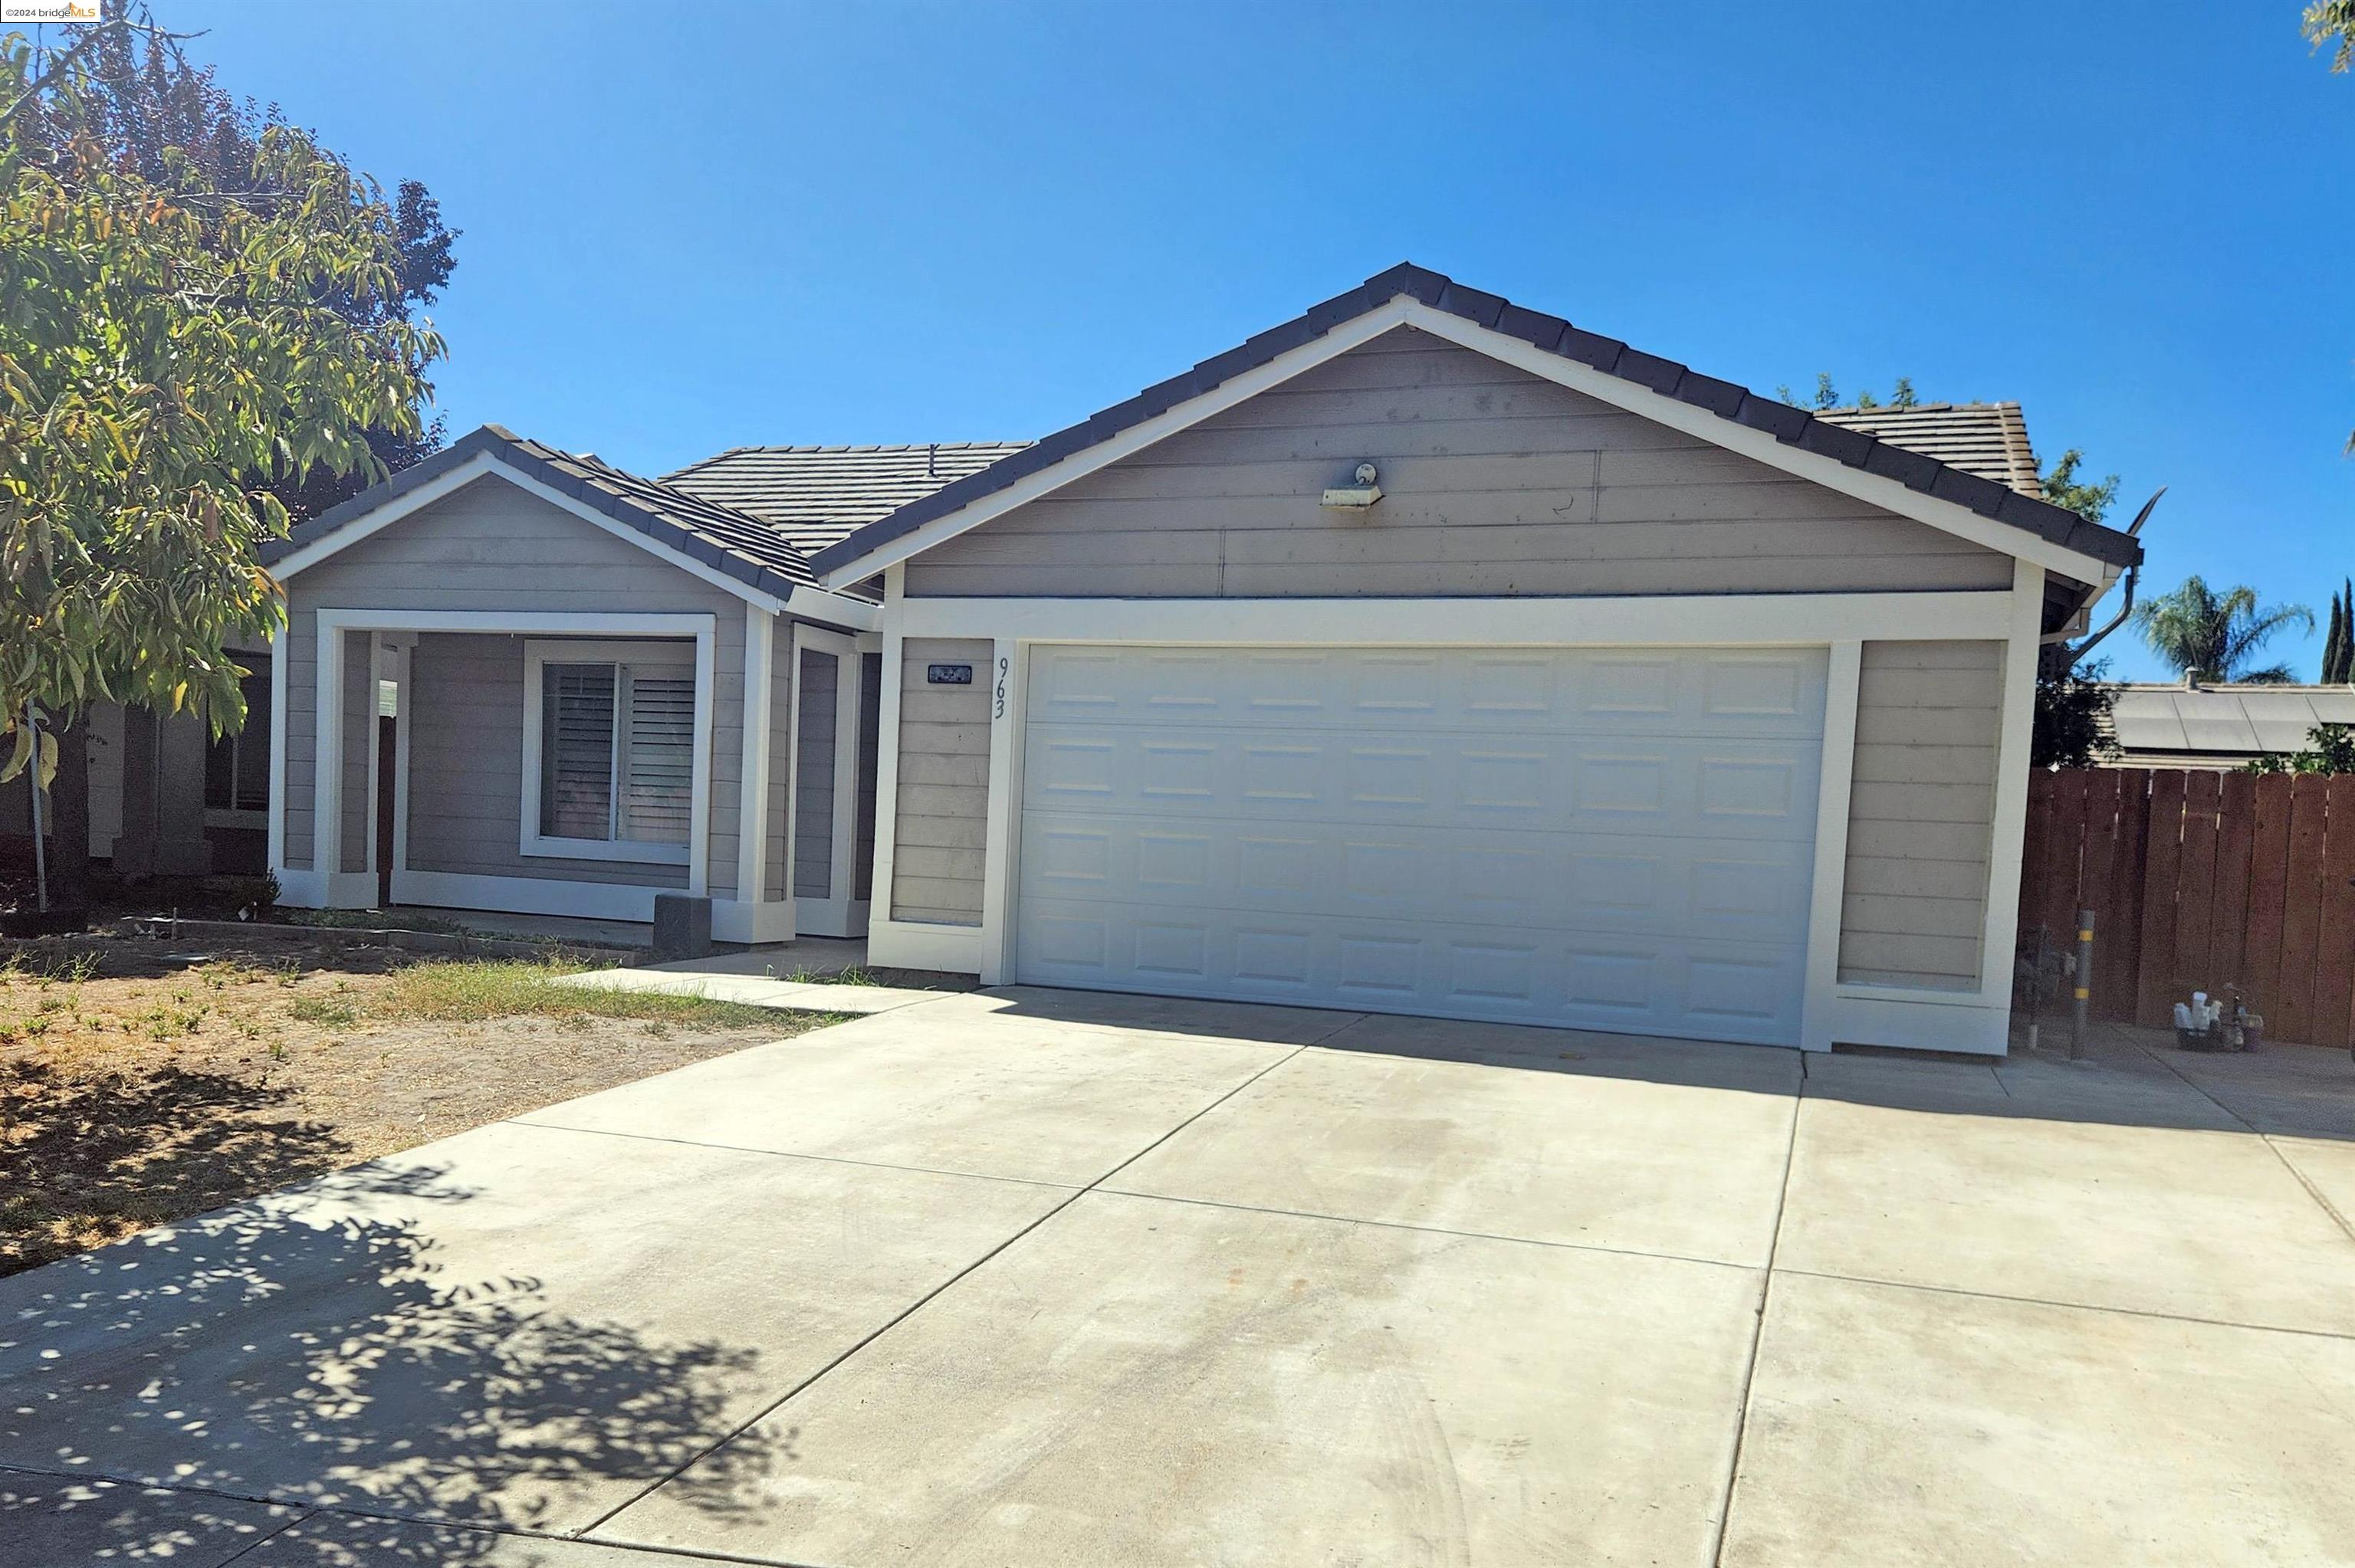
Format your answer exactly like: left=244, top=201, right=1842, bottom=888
left=724, top=602, right=792, bottom=943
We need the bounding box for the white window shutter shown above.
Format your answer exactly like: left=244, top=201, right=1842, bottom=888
left=618, top=668, right=695, bottom=845
left=540, top=664, right=617, bottom=838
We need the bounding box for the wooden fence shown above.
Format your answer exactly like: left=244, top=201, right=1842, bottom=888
left=2017, top=768, right=2355, bottom=1046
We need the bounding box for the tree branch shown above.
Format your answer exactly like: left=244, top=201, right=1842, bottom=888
left=0, top=15, right=207, bottom=133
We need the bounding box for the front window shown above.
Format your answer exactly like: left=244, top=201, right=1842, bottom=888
left=523, top=641, right=698, bottom=864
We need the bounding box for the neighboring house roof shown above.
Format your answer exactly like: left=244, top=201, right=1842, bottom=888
left=663, top=442, right=1034, bottom=555
left=810, top=262, right=2144, bottom=582
left=2102, top=684, right=2355, bottom=767
left=264, top=424, right=844, bottom=604
left=1813, top=402, right=2043, bottom=499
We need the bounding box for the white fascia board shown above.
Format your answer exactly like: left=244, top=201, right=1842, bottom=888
left=1398, top=304, right=2121, bottom=587
left=274, top=454, right=878, bottom=625
left=787, top=586, right=878, bottom=631
left=814, top=299, right=1419, bottom=586
left=816, top=289, right=2119, bottom=592
left=888, top=590, right=2016, bottom=647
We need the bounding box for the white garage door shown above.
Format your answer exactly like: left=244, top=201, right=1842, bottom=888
left=1015, top=645, right=1828, bottom=1046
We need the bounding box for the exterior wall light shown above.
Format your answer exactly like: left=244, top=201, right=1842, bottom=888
left=1321, top=461, right=1383, bottom=510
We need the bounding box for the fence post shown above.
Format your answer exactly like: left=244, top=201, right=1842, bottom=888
left=2071, top=907, right=2094, bottom=1061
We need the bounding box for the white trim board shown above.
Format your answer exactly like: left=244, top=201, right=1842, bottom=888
left=270, top=452, right=879, bottom=633
left=890, top=591, right=2015, bottom=648
left=816, top=294, right=2123, bottom=591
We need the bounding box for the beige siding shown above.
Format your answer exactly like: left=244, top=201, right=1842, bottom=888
left=891, top=637, right=991, bottom=924
left=406, top=632, right=691, bottom=889
left=764, top=629, right=793, bottom=902
left=1838, top=640, right=2005, bottom=989
left=904, top=326, right=2010, bottom=599
left=281, top=610, right=317, bottom=868
left=283, top=476, right=747, bottom=897
left=793, top=647, right=839, bottom=898
left=337, top=631, right=372, bottom=873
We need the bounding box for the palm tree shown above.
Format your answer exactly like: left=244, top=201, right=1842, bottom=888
left=2132, top=576, right=2315, bottom=684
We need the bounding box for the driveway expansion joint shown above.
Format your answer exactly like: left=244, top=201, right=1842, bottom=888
left=574, top=1033, right=1322, bottom=1539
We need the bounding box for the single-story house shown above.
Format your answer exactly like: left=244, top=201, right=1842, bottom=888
left=2104, top=681, right=2355, bottom=769
left=262, top=264, right=2140, bottom=1053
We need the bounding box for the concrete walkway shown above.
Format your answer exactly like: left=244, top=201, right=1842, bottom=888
left=3, top=996, right=2350, bottom=1566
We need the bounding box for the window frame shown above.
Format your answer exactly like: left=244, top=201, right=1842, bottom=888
left=519, top=638, right=700, bottom=865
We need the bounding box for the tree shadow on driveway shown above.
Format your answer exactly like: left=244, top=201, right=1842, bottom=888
left=0, top=1156, right=780, bottom=1563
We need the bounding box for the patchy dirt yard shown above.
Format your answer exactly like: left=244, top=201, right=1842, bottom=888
left=0, top=930, right=838, bottom=1276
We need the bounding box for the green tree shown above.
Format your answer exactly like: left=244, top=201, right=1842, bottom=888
left=2323, top=580, right=2353, bottom=683
left=21, top=12, right=455, bottom=521
left=2130, top=577, right=2315, bottom=684
left=2307, top=0, right=2355, bottom=71
left=2037, top=449, right=2120, bottom=526
left=1, top=17, right=445, bottom=779
left=2031, top=654, right=2120, bottom=769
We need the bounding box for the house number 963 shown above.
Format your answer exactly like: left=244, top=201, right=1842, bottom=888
left=994, top=656, right=1009, bottom=720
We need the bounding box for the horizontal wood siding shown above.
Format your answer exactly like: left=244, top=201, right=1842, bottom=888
left=765, top=629, right=793, bottom=902
left=406, top=632, right=690, bottom=889
left=856, top=651, right=882, bottom=902
left=892, top=637, right=991, bottom=924
left=793, top=647, right=838, bottom=899
left=281, top=476, right=747, bottom=897
left=1838, top=639, right=2004, bottom=988
left=338, top=631, right=372, bottom=873
left=904, top=326, right=2011, bottom=599
left=282, top=611, right=317, bottom=868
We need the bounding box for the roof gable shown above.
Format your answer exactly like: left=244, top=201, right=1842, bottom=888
left=263, top=425, right=849, bottom=608
left=809, top=265, right=2142, bottom=586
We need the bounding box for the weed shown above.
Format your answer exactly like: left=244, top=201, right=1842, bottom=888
left=286, top=998, right=358, bottom=1028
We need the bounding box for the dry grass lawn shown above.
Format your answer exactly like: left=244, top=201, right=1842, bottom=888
left=0, top=930, right=839, bottom=1277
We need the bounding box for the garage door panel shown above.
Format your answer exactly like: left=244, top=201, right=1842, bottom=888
left=1023, top=724, right=1821, bottom=841
left=1017, top=645, right=1825, bottom=1046
left=1024, top=645, right=1828, bottom=740
left=1015, top=894, right=1808, bottom=1045
left=1019, top=809, right=1813, bottom=943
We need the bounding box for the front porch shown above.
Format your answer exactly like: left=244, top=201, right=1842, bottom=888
left=271, top=606, right=880, bottom=950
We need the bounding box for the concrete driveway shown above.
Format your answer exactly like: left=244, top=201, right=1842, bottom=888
left=5, top=989, right=2352, bottom=1566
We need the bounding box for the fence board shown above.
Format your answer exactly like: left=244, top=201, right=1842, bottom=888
left=2209, top=772, right=2255, bottom=998
left=2242, top=773, right=2294, bottom=1022
left=2039, top=769, right=2090, bottom=948
left=2077, top=770, right=2124, bottom=1015
left=2018, top=769, right=2055, bottom=934
left=2171, top=771, right=2222, bottom=1001
left=2012, top=766, right=2355, bottom=1046
left=2273, top=776, right=2330, bottom=1045
left=2102, top=773, right=2152, bottom=1022
left=2133, top=771, right=2188, bottom=1027
left=2314, top=779, right=2355, bottom=1049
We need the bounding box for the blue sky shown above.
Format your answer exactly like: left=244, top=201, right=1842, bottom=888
left=169, top=1, right=2353, bottom=681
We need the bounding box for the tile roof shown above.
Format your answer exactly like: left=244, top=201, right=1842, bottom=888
left=1813, top=402, right=2043, bottom=498
left=2104, top=684, right=2355, bottom=764
left=264, top=425, right=839, bottom=603
left=663, top=442, right=1033, bottom=554
left=810, top=263, right=2143, bottom=581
